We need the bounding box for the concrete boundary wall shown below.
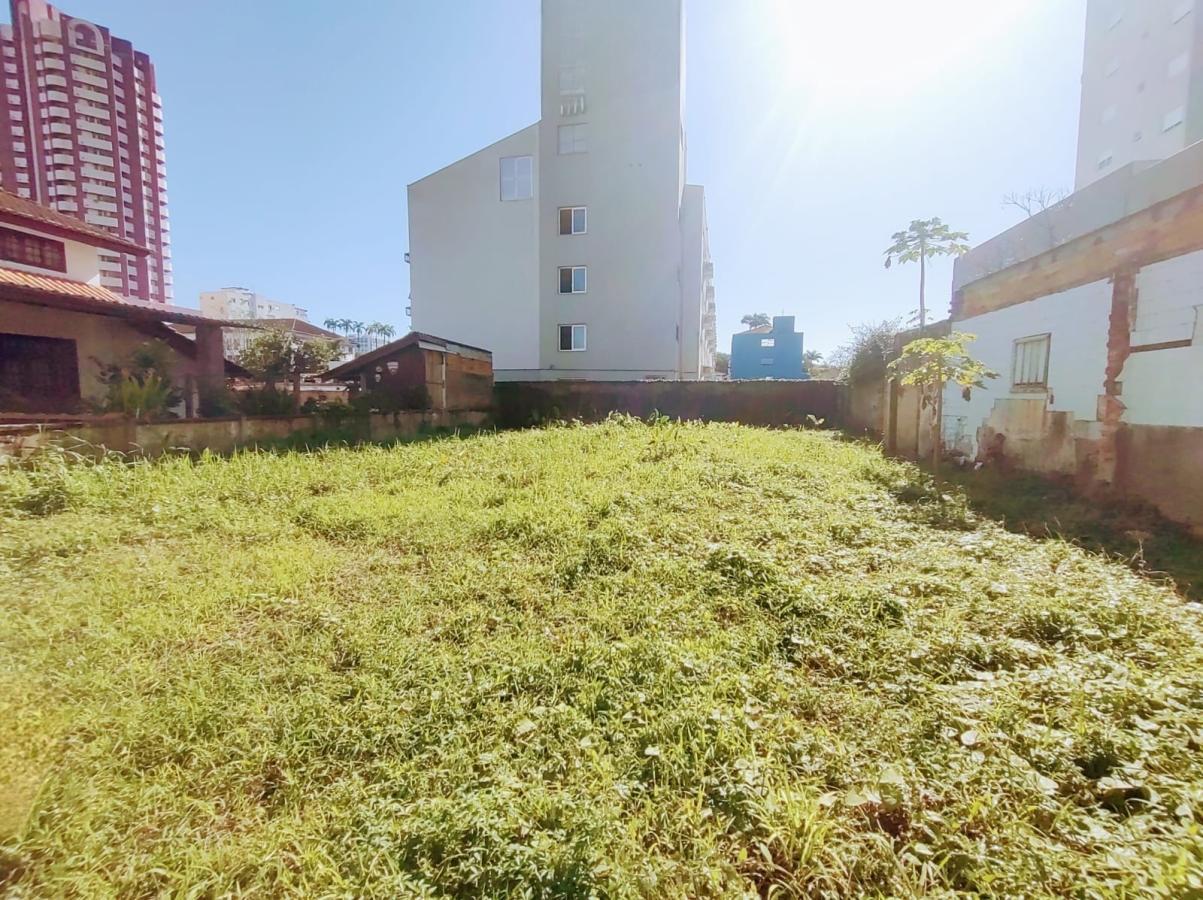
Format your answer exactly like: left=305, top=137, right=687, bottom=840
left=0, top=411, right=491, bottom=460
left=494, top=380, right=846, bottom=429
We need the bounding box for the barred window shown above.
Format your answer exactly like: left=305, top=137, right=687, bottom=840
left=0, top=226, right=67, bottom=272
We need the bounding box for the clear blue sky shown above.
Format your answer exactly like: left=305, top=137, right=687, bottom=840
left=36, top=0, right=1087, bottom=357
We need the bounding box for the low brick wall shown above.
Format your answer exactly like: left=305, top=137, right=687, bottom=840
left=494, top=380, right=846, bottom=429
left=0, top=410, right=490, bottom=460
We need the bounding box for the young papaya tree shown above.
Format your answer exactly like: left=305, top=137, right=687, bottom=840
left=887, top=332, right=997, bottom=473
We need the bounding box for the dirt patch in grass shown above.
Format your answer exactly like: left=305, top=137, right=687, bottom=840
left=2, top=418, right=1202, bottom=896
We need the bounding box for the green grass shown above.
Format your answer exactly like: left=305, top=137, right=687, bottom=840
left=2, top=418, right=1202, bottom=897
left=940, top=465, right=1203, bottom=603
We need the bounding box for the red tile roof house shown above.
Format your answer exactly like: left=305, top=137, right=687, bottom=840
left=0, top=189, right=239, bottom=420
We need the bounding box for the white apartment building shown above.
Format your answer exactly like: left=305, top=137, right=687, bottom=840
left=1076, top=0, right=1200, bottom=189
left=198, top=287, right=308, bottom=322
left=407, top=0, right=717, bottom=381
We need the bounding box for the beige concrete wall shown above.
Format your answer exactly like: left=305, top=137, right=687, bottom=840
left=408, top=126, right=541, bottom=375
left=0, top=299, right=206, bottom=408
left=0, top=411, right=491, bottom=460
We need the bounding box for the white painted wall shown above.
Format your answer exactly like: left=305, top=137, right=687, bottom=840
left=943, top=279, right=1114, bottom=454
left=1122, top=250, right=1203, bottom=426
left=536, top=0, right=687, bottom=380
left=408, top=126, right=541, bottom=375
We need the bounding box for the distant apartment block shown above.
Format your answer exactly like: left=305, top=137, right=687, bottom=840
left=0, top=0, right=171, bottom=302
left=199, top=287, right=308, bottom=322
left=1076, top=0, right=1200, bottom=189
left=407, top=0, right=717, bottom=381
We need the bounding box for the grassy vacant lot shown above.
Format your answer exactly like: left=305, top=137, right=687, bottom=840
left=2, top=419, right=1202, bottom=897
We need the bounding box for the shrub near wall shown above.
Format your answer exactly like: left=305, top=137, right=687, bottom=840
left=494, top=380, right=845, bottom=429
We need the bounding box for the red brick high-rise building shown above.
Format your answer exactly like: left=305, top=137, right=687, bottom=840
left=0, top=0, right=171, bottom=303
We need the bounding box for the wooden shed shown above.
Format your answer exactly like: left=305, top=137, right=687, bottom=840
left=323, top=332, right=493, bottom=412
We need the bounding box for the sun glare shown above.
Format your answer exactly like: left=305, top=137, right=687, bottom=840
left=769, top=0, right=1041, bottom=103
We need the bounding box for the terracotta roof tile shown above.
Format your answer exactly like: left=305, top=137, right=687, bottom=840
left=0, top=265, right=130, bottom=303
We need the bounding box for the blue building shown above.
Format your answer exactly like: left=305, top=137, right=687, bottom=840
left=730, top=316, right=809, bottom=380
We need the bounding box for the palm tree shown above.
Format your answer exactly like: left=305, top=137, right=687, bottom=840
left=379, top=324, right=396, bottom=343
left=884, top=219, right=970, bottom=334
left=323, top=318, right=339, bottom=332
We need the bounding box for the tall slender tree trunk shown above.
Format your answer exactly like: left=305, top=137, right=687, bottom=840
left=918, top=243, right=927, bottom=334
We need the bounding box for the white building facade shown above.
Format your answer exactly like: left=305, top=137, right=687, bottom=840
left=1076, top=0, right=1201, bottom=189
left=199, top=287, right=307, bottom=322
left=407, top=0, right=717, bottom=381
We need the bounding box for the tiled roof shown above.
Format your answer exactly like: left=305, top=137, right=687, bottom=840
left=0, top=266, right=236, bottom=327
left=0, top=265, right=129, bottom=303
left=0, top=189, right=148, bottom=255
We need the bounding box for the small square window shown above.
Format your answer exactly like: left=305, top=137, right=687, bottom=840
left=760, top=357, right=774, bottom=366
left=1169, top=51, right=1190, bottom=78
left=1173, top=0, right=1194, bottom=24
left=760, top=338, right=775, bottom=348
left=559, top=265, right=587, bottom=294
left=1098, top=152, right=1114, bottom=170
left=559, top=65, right=585, bottom=94
left=500, top=155, right=533, bottom=201
left=1012, top=334, right=1051, bottom=390
left=559, top=206, right=587, bottom=235
left=559, top=323, right=587, bottom=351
left=558, top=123, right=587, bottom=154
left=1164, top=106, right=1186, bottom=131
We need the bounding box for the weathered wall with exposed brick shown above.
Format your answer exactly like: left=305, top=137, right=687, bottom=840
left=494, top=380, right=846, bottom=429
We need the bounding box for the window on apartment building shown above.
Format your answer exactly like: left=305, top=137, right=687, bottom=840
left=559, top=206, right=587, bottom=235
left=1169, top=52, right=1190, bottom=78
left=760, top=338, right=775, bottom=348
left=1107, top=8, right=1124, bottom=30
left=559, top=323, right=587, bottom=351
left=558, top=123, right=588, bottom=155
left=1173, top=0, right=1194, bottom=24
left=1012, top=334, right=1051, bottom=390
left=1105, top=58, right=1120, bottom=77
left=559, top=65, right=585, bottom=95
left=760, top=358, right=774, bottom=366
left=0, top=226, right=66, bottom=272
left=559, top=266, right=587, bottom=293
left=1164, top=106, right=1186, bottom=131
left=1098, top=152, right=1113, bottom=170
left=499, top=155, right=533, bottom=202
left=1101, top=105, right=1117, bottom=124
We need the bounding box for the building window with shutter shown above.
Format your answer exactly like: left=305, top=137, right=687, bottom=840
left=1012, top=334, right=1051, bottom=390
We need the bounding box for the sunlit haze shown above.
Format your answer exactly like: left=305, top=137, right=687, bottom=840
left=33, top=0, right=1086, bottom=358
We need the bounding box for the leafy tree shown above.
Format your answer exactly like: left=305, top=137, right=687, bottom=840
left=832, top=319, right=902, bottom=386
left=237, top=331, right=342, bottom=410
left=887, top=332, right=997, bottom=473
left=714, top=351, right=730, bottom=377
left=740, top=313, right=771, bottom=330
left=884, top=218, right=970, bottom=333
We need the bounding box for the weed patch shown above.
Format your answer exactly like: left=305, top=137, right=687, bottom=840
left=2, top=421, right=1202, bottom=896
